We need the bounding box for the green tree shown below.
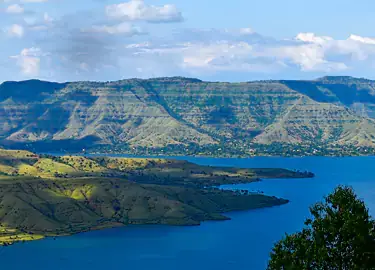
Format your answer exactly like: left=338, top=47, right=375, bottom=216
left=268, top=186, right=375, bottom=270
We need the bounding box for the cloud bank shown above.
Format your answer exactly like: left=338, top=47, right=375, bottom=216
left=106, top=0, right=183, bottom=23
left=1, top=0, right=375, bottom=82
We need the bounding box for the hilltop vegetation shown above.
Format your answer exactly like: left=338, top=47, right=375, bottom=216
left=0, top=149, right=311, bottom=187
left=2, top=76, right=375, bottom=156
left=0, top=149, right=312, bottom=245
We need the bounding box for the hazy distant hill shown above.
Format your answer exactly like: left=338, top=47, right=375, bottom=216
left=1, top=76, right=375, bottom=155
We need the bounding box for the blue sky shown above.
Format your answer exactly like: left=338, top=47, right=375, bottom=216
left=158, top=0, right=375, bottom=38
left=1, top=0, right=375, bottom=82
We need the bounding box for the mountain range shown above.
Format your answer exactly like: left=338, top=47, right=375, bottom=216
left=1, top=76, right=375, bottom=156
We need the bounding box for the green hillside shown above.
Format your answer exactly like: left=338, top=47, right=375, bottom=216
left=1, top=76, right=375, bottom=156
left=0, top=149, right=313, bottom=245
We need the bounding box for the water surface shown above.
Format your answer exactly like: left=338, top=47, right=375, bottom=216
left=2, top=156, right=375, bottom=270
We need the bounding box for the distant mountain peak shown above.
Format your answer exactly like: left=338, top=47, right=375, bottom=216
left=146, top=76, right=203, bottom=83
left=114, top=76, right=203, bottom=85
left=0, top=79, right=65, bottom=102
left=315, top=76, right=372, bottom=83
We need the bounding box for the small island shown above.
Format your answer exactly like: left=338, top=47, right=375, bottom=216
left=0, top=149, right=313, bottom=246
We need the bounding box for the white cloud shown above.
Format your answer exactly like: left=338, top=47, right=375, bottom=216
left=130, top=41, right=283, bottom=75
left=88, top=22, right=144, bottom=36
left=182, top=42, right=253, bottom=70
left=295, top=33, right=375, bottom=65
left=79, top=62, right=89, bottom=71
left=4, top=16, right=375, bottom=81
left=122, top=32, right=375, bottom=76
left=22, top=0, right=48, bottom=2
left=264, top=43, right=348, bottom=72
left=27, top=12, right=54, bottom=31
left=295, top=33, right=333, bottom=44
left=5, top=4, right=24, bottom=14
left=44, top=12, right=53, bottom=22
left=7, top=24, right=24, bottom=37
left=239, top=28, right=255, bottom=35
left=349, top=34, right=375, bottom=45
left=1, top=0, right=48, bottom=2
left=106, top=0, right=183, bottom=23
left=11, top=47, right=44, bottom=76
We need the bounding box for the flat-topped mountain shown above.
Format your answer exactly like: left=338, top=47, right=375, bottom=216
left=1, top=76, right=375, bottom=156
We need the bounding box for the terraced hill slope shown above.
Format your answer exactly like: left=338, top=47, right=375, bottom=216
left=1, top=76, right=375, bottom=155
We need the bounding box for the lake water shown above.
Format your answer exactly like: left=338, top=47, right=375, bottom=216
left=2, top=156, right=375, bottom=270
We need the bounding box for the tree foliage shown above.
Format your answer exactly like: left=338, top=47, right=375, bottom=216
left=268, top=186, right=375, bottom=269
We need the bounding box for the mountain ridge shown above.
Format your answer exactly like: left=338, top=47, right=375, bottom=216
left=2, top=76, right=375, bottom=156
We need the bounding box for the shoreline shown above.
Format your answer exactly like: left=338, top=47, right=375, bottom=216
left=37, top=150, right=375, bottom=160
left=1, top=195, right=289, bottom=247
left=0, top=149, right=309, bottom=247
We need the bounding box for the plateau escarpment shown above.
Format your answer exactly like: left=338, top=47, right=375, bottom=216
left=1, top=76, right=375, bottom=156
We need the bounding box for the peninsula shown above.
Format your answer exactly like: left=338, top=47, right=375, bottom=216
left=0, top=149, right=313, bottom=245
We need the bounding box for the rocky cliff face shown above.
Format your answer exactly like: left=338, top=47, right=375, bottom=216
left=1, top=76, right=375, bottom=153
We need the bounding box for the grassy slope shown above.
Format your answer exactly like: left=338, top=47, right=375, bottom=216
left=0, top=149, right=311, bottom=186
left=0, top=149, right=312, bottom=245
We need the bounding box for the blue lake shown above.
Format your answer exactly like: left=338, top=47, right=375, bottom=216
left=2, top=156, right=375, bottom=270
